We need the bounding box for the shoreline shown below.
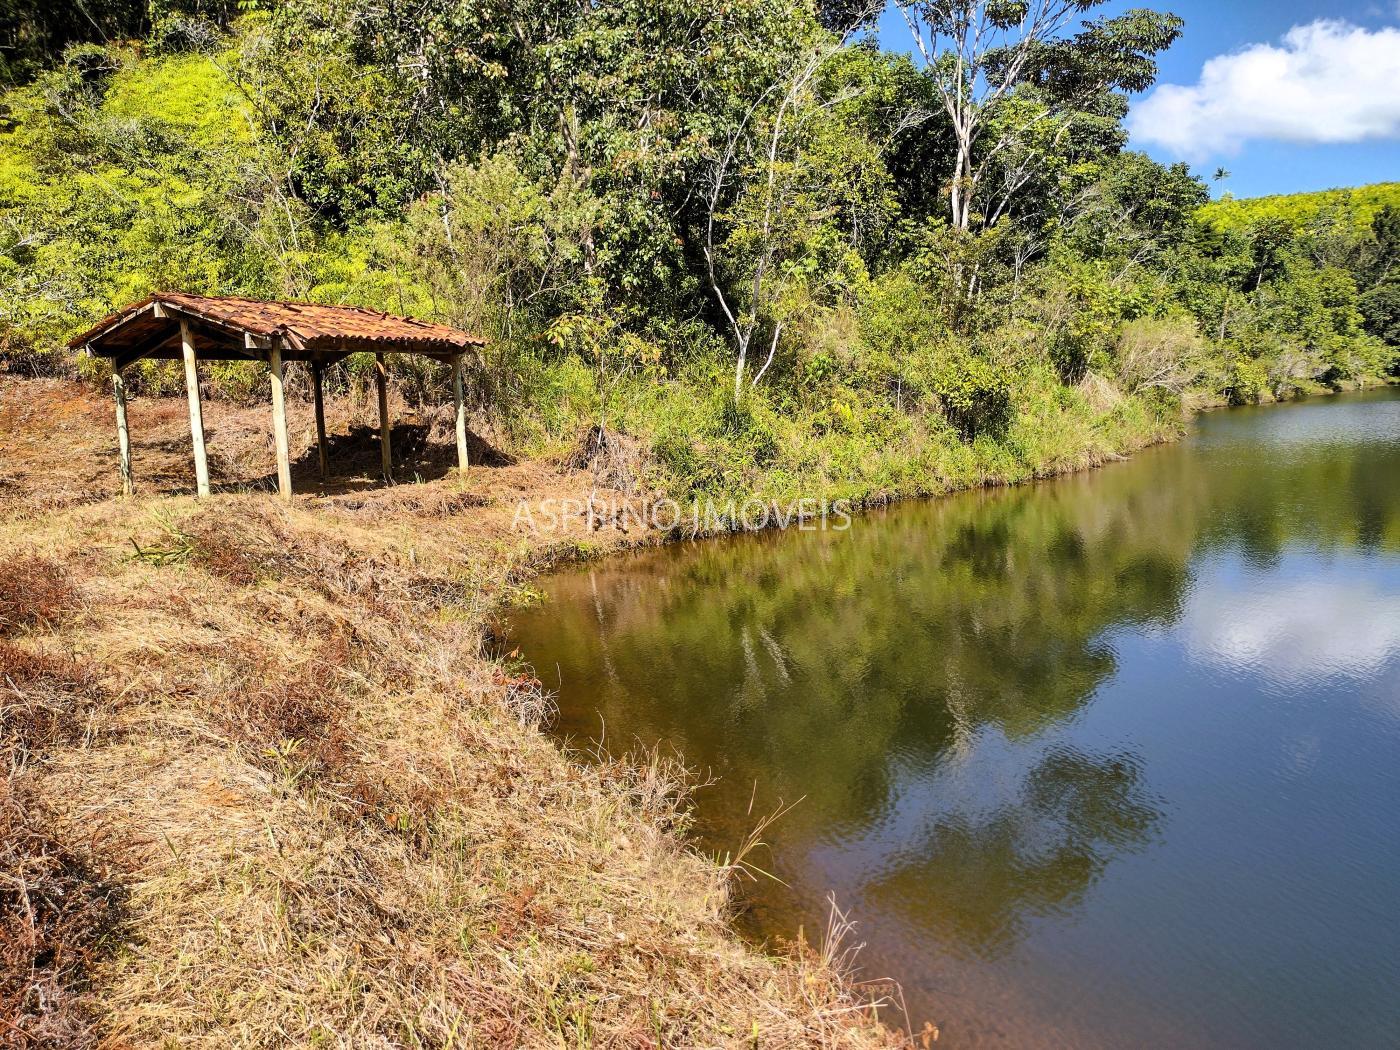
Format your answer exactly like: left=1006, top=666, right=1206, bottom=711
left=1, top=373, right=1394, bottom=1045
left=0, top=374, right=905, bottom=1047
left=503, top=380, right=1397, bottom=588
left=500, top=378, right=1400, bottom=1042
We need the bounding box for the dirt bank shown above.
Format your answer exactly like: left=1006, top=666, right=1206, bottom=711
left=0, top=377, right=903, bottom=1047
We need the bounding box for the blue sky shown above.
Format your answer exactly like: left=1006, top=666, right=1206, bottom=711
left=874, top=1, right=1400, bottom=198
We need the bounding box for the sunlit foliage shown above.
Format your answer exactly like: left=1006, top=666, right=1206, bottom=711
left=1, top=1, right=1396, bottom=499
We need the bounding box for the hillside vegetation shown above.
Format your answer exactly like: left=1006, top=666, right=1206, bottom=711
left=1, top=2, right=1397, bottom=515
left=1200, top=182, right=1400, bottom=233
left=2, top=1, right=1400, bottom=1045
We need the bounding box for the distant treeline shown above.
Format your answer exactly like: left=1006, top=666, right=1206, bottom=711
left=1201, top=183, right=1400, bottom=233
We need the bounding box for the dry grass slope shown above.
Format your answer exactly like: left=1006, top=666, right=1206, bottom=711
left=0, top=378, right=902, bottom=1048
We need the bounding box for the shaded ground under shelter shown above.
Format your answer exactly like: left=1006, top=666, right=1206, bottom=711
left=68, top=292, right=486, bottom=500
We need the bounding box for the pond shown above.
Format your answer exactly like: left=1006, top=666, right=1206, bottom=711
left=507, top=388, right=1400, bottom=1048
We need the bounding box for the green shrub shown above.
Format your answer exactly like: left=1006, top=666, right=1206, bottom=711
left=1224, top=357, right=1269, bottom=405
left=1360, top=282, right=1400, bottom=351
left=932, top=351, right=1014, bottom=440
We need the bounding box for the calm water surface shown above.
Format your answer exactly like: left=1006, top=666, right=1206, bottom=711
left=508, top=389, right=1400, bottom=1048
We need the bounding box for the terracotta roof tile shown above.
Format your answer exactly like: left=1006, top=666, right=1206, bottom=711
left=70, top=292, right=486, bottom=355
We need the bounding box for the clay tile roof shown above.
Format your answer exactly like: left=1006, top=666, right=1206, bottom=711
left=69, top=292, right=486, bottom=356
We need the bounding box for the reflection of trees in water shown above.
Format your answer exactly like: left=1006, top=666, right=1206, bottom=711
left=864, top=746, right=1162, bottom=960
left=510, top=398, right=1400, bottom=958
left=516, top=501, right=1182, bottom=985
left=529, top=464, right=1198, bottom=832
left=1191, top=424, right=1400, bottom=566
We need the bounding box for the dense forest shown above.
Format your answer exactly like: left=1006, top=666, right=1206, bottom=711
left=2, top=0, right=1398, bottom=505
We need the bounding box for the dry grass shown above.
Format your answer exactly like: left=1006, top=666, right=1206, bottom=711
left=0, top=780, right=124, bottom=1048
left=1, top=630, right=121, bottom=1046
left=0, top=559, right=78, bottom=638
left=1, top=643, right=104, bottom=767
left=563, top=424, right=649, bottom=494
left=0, top=377, right=901, bottom=1048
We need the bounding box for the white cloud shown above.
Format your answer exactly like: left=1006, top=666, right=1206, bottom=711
left=1182, top=574, right=1400, bottom=682
left=1129, top=19, right=1400, bottom=159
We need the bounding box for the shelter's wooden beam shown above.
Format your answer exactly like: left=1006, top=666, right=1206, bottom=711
left=93, top=301, right=159, bottom=343
left=191, top=328, right=257, bottom=358
left=375, top=352, right=392, bottom=483
left=181, top=320, right=211, bottom=499
left=312, top=362, right=329, bottom=481
left=268, top=344, right=292, bottom=501
left=112, top=319, right=254, bottom=370
left=124, top=346, right=262, bottom=363
left=113, top=326, right=179, bottom=371
left=452, top=352, right=469, bottom=476
left=113, top=369, right=133, bottom=497
left=159, top=302, right=273, bottom=349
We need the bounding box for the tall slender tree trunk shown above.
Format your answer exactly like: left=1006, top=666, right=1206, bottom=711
left=950, top=127, right=975, bottom=230
left=950, top=148, right=965, bottom=229
left=733, top=337, right=750, bottom=403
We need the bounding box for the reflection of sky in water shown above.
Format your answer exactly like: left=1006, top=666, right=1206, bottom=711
left=513, top=388, right=1400, bottom=1050
left=802, top=733, right=1163, bottom=961
left=1181, top=553, right=1400, bottom=684
left=1187, top=393, right=1400, bottom=451
left=777, top=539, right=1400, bottom=1045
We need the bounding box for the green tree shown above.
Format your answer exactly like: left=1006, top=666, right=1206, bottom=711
left=702, top=18, right=893, bottom=401
left=891, top=0, right=1181, bottom=230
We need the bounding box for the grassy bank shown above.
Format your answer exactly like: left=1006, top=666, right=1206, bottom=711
left=0, top=376, right=906, bottom=1047
left=1, top=366, right=1391, bottom=1045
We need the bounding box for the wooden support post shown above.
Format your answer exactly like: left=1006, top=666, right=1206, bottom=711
left=113, top=369, right=133, bottom=497
left=375, top=352, right=392, bottom=483
left=452, top=353, right=469, bottom=476
left=181, top=320, right=210, bottom=499
left=268, top=344, right=292, bottom=502
left=312, top=361, right=329, bottom=481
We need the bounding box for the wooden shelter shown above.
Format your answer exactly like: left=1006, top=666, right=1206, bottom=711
left=69, top=293, right=486, bottom=500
